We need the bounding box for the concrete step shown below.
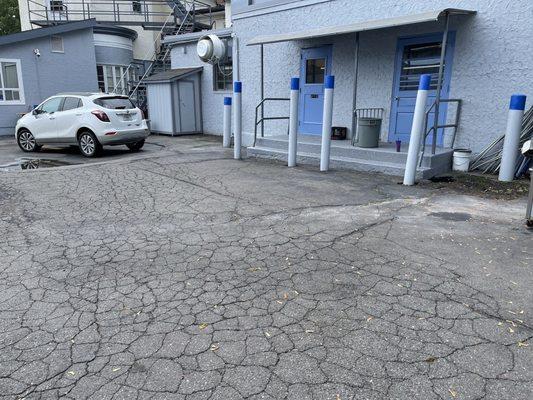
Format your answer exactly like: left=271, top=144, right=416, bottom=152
left=255, top=136, right=451, bottom=169
left=248, top=146, right=435, bottom=178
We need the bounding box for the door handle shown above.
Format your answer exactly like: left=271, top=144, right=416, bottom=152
left=75, top=113, right=83, bottom=116
left=49, top=117, right=56, bottom=120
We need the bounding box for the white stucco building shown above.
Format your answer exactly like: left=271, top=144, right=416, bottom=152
left=166, top=0, right=532, bottom=176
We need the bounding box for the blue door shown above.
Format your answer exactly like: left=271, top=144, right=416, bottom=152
left=389, top=33, right=455, bottom=145
left=299, top=45, right=333, bottom=135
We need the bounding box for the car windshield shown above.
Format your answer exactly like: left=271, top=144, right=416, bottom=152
left=94, top=96, right=135, bottom=110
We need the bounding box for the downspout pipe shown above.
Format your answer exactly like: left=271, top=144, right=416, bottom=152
left=432, top=11, right=450, bottom=155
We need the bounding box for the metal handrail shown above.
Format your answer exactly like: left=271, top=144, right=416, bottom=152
left=26, top=0, right=215, bottom=27
left=129, top=4, right=190, bottom=101
left=418, top=98, right=462, bottom=166
left=253, top=98, right=290, bottom=147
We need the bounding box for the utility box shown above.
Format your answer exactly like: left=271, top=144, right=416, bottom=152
left=145, top=67, right=203, bottom=136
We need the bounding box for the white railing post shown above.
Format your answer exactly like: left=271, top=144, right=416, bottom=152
left=499, top=94, right=527, bottom=182
left=223, top=96, right=232, bottom=148
left=233, top=81, right=242, bottom=160
left=320, top=75, right=335, bottom=172
left=288, top=77, right=299, bottom=167
left=403, top=74, right=431, bottom=186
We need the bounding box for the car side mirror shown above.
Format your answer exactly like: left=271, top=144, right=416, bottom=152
left=32, top=109, right=43, bottom=116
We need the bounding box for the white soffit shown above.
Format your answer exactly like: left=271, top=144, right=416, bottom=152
left=247, top=8, right=476, bottom=46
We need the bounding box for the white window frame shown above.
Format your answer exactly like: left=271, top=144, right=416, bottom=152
left=97, top=64, right=132, bottom=95
left=51, top=36, right=64, bottom=53
left=0, top=59, right=25, bottom=105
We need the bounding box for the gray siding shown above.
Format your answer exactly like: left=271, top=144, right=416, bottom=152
left=95, top=46, right=134, bottom=66
left=232, top=0, right=533, bottom=152
left=0, top=28, right=98, bottom=135
left=147, top=83, right=174, bottom=134
left=171, top=42, right=232, bottom=136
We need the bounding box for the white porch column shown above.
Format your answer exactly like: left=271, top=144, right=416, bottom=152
left=233, top=81, right=242, bottom=160
left=223, top=97, right=232, bottom=148
left=320, top=75, right=335, bottom=172
left=499, top=94, right=527, bottom=182
left=288, top=77, right=299, bottom=167
left=403, top=74, right=431, bottom=186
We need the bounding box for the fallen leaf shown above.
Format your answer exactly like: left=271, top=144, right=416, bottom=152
left=305, top=329, right=315, bottom=333
left=283, top=293, right=289, bottom=300
left=67, top=371, right=75, bottom=376
left=518, top=341, right=529, bottom=347
left=510, top=281, right=518, bottom=285
left=366, top=316, right=373, bottom=322
left=210, top=344, right=219, bottom=351
left=449, top=388, right=457, bottom=398
left=509, top=327, right=515, bottom=333
left=265, top=331, right=271, bottom=338
left=112, top=367, right=121, bottom=372
left=199, top=323, right=208, bottom=330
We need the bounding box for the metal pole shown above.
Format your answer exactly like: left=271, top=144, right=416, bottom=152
left=288, top=78, right=299, bottom=167
left=351, top=32, right=360, bottom=141
left=260, top=44, right=265, bottom=138
left=223, top=97, right=232, bottom=148
left=432, top=12, right=449, bottom=155
left=320, top=76, right=335, bottom=172
left=232, top=35, right=240, bottom=82
left=404, top=74, right=431, bottom=185
left=233, top=81, right=242, bottom=160
left=526, top=168, right=533, bottom=225
left=499, top=94, right=527, bottom=181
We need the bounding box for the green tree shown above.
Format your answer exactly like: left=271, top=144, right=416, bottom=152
left=0, top=0, right=21, bottom=36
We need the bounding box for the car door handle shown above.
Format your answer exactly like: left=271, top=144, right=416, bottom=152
left=75, top=113, right=83, bottom=116
left=49, top=117, right=56, bottom=120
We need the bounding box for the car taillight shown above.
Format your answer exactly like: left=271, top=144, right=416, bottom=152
left=91, top=110, right=110, bottom=122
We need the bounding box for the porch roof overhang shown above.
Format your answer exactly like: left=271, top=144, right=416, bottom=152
left=246, top=8, right=476, bottom=46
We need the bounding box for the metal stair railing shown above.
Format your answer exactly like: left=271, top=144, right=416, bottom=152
left=253, top=98, right=290, bottom=147
left=26, top=0, right=213, bottom=28
left=417, top=98, right=462, bottom=166
left=128, top=4, right=194, bottom=103
left=114, top=3, right=179, bottom=100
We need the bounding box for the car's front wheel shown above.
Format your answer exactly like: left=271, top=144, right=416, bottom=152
left=126, top=140, right=145, bottom=152
left=17, top=130, right=41, bottom=153
left=78, top=131, right=101, bottom=157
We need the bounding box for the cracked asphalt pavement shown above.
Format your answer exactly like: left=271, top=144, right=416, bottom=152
left=0, top=135, right=532, bottom=399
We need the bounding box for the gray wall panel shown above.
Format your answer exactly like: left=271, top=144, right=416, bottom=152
left=0, top=28, right=98, bottom=135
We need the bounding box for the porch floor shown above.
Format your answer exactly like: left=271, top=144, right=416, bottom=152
left=247, top=135, right=454, bottom=178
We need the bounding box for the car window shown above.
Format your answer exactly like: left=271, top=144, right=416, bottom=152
left=62, top=97, right=82, bottom=111
left=93, top=96, right=135, bottom=110
left=39, top=97, right=63, bottom=114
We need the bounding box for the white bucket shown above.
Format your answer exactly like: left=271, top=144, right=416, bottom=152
left=453, top=149, right=472, bottom=172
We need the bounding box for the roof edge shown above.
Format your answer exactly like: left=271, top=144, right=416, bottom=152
left=0, top=19, right=98, bottom=47
left=247, top=9, right=476, bottom=46
left=93, top=24, right=138, bottom=41
left=163, top=28, right=233, bottom=46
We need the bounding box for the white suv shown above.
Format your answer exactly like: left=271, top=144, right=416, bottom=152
left=15, top=93, right=150, bottom=157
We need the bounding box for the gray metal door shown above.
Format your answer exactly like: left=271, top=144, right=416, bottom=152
left=178, top=80, right=196, bottom=132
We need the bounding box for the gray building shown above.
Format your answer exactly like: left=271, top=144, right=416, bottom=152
left=0, top=19, right=139, bottom=136
left=167, top=0, right=532, bottom=176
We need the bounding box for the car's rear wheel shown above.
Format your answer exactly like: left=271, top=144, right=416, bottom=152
left=126, top=140, right=145, bottom=152
left=78, top=131, right=101, bottom=157
left=17, top=130, right=41, bottom=152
